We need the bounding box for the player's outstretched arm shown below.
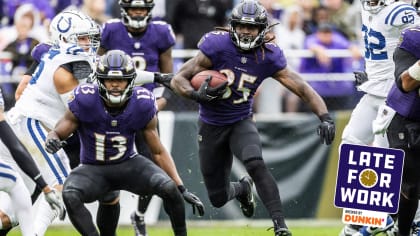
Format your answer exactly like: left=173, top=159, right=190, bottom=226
left=273, top=67, right=335, bottom=145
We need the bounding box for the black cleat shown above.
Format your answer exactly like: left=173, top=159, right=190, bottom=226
left=130, top=211, right=148, bottom=236
left=275, top=227, right=292, bottom=236
left=236, top=176, right=255, bottom=218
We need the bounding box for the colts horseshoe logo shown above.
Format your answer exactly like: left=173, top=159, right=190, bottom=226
left=57, top=16, right=72, bottom=33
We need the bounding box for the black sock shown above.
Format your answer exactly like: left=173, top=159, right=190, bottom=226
left=137, top=194, right=152, bottom=213
left=96, top=202, right=120, bottom=236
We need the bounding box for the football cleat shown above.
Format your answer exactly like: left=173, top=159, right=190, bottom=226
left=412, top=221, right=420, bottom=236
left=339, top=224, right=360, bottom=236
left=130, top=211, right=147, bottom=236
left=236, top=176, right=255, bottom=218
left=275, top=227, right=292, bottom=236
left=353, top=215, right=394, bottom=236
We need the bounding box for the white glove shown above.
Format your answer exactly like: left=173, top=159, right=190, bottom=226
left=44, top=189, right=66, bottom=220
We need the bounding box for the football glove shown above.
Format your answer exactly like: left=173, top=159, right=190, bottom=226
left=44, top=189, right=66, bottom=220
left=190, top=76, right=227, bottom=103
left=178, top=185, right=205, bottom=216
left=45, top=138, right=67, bottom=154
left=354, top=71, right=368, bottom=86
left=154, top=73, right=173, bottom=90
left=317, top=114, right=335, bottom=145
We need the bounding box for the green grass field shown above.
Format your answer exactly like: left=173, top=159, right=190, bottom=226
left=9, top=226, right=343, bottom=236
left=7, top=220, right=348, bottom=236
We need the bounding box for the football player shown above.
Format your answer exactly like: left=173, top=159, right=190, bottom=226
left=2, top=9, right=100, bottom=235
left=170, top=1, right=335, bottom=236
left=385, top=24, right=420, bottom=236
left=45, top=50, right=204, bottom=236
left=0, top=88, right=65, bottom=236
left=99, top=0, right=176, bottom=235
left=340, top=0, right=420, bottom=235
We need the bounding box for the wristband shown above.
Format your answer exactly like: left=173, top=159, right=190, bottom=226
left=408, top=61, right=420, bottom=81
left=33, top=174, right=48, bottom=189
left=319, top=113, right=332, bottom=122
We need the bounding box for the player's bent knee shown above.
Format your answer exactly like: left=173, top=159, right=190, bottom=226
left=341, top=132, right=367, bottom=146
left=98, top=191, right=120, bottom=205
left=208, top=189, right=229, bottom=208
left=157, top=180, right=179, bottom=199
left=62, top=189, right=84, bottom=210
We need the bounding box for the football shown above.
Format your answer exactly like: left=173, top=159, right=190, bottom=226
left=190, top=70, right=227, bottom=90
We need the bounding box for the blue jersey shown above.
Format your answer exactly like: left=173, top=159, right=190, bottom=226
left=386, top=26, right=420, bottom=121
left=197, top=31, right=287, bottom=125
left=101, top=20, right=176, bottom=91
left=69, top=84, right=157, bottom=164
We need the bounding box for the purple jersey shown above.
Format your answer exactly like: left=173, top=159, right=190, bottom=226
left=197, top=31, right=287, bottom=125
left=101, top=20, right=176, bottom=91
left=69, top=84, right=157, bottom=164
left=386, top=26, right=420, bottom=121
left=31, top=43, right=51, bottom=63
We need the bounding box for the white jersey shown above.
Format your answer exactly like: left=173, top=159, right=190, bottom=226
left=10, top=43, right=94, bottom=129
left=359, top=1, right=420, bottom=97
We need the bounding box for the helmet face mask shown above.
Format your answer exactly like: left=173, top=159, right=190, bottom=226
left=96, top=50, right=136, bottom=106
left=49, top=10, right=100, bottom=55
left=229, top=0, right=268, bottom=51
left=360, top=0, right=395, bottom=13
left=119, top=0, right=155, bottom=29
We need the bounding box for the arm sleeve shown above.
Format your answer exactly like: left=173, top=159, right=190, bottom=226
left=394, top=47, right=419, bottom=92
left=24, top=61, right=39, bottom=76
left=0, top=121, right=47, bottom=189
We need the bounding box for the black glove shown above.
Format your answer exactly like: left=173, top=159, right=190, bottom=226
left=154, top=73, right=173, bottom=90
left=190, top=76, right=227, bottom=103
left=317, top=114, right=335, bottom=145
left=354, top=71, right=368, bottom=86
left=178, top=185, right=205, bottom=216
left=45, top=139, right=67, bottom=154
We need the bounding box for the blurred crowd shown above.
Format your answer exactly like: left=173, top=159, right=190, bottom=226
left=0, top=0, right=365, bottom=113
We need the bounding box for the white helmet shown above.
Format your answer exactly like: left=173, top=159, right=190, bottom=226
left=360, top=0, right=396, bottom=13
left=49, top=10, right=101, bottom=55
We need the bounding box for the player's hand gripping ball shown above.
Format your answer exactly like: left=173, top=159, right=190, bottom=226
left=190, top=70, right=228, bottom=90
left=190, top=70, right=228, bottom=103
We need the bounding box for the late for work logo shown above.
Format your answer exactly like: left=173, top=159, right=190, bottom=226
left=334, top=144, right=404, bottom=214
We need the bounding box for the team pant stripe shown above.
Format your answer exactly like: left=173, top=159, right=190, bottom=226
left=27, top=118, right=68, bottom=184
left=0, top=172, right=16, bottom=182
left=0, top=163, right=13, bottom=170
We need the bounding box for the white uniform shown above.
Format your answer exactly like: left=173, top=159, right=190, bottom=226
left=341, top=1, right=420, bottom=146
left=340, top=2, right=420, bottom=236
left=2, top=43, right=94, bottom=235
left=0, top=160, right=34, bottom=236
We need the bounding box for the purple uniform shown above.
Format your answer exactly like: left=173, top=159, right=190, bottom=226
left=68, top=84, right=157, bottom=164
left=197, top=31, right=286, bottom=126
left=100, top=20, right=176, bottom=91
left=386, top=26, right=420, bottom=121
